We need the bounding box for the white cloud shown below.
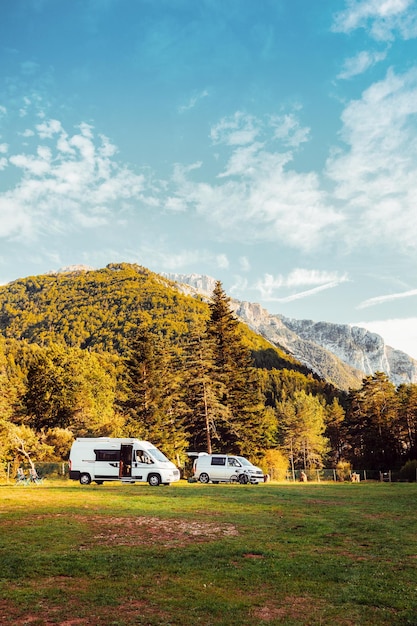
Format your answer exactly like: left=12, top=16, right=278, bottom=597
left=0, top=118, right=151, bottom=240
left=164, top=196, right=187, bottom=212
left=172, top=113, right=342, bottom=250
left=210, top=112, right=260, bottom=146
left=337, top=49, right=387, bottom=79
left=357, top=287, right=417, bottom=309
left=326, top=67, right=417, bottom=252
left=332, top=0, right=417, bottom=41
left=127, top=246, right=224, bottom=273
left=269, top=113, right=310, bottom=148
left=253, top=269, right=349, bottom=301
left=355, top=317, right=417, bottom=359
left=178, top=89, right=209, bottom=113
left=239, top=256, right=251, bottom=272
left=36, top=118, right=63, bottom=138
left=0, top=143, right=8, bottom=154
left=216, top=253, right=229, bottom=269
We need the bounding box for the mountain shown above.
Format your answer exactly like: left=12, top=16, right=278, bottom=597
left=0, top=264, right=295, bottom=374
left=163, top=273, right=417, bottom=389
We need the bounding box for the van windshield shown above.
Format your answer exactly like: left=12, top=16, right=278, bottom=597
left=148, top=447, right=170, bottom=463
left=236, top=456, right=253, bottom=467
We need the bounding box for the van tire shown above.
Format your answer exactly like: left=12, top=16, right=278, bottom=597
left=238, top=474, right=249, bottom=484
left=148, top=473, right=161, bottom=486
left=199, top=473, right=210, bottom=484
left=79, top=473, right=91, bottom=485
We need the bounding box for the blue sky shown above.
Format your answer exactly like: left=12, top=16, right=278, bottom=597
left=1, top=0, right=417, bottom=359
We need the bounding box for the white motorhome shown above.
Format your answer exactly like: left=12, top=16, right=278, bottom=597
left=193, top=453, right=264, bottom=484
left=69, top=437, right=180, bottom=486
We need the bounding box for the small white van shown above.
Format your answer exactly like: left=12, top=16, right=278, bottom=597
left=69, top=437, right=180, bottom=486
left=193, top=454, right=264, bottom=484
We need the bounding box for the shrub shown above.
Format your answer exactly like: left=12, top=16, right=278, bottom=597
left=399, top=459, right=417, bottom=482
left=336, top=460, right=352, bottom=482
left=260, top=449, right=288, bottom=481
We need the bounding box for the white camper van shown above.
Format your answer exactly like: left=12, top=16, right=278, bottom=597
left=193, top=453, right=264, bottom=484
left=69, top=437, right=180, bottom=486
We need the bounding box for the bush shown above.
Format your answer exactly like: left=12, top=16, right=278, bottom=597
left=260, top=449, right=288, bottom=481
left=399, top=459, right=417, bottom=482
left=336, top=460, right=352, bottom=482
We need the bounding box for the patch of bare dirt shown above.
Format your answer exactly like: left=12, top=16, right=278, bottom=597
left=0, top=597, right=170, bottom=626
left=306, top=499, right=345, bottom=506
left=27, top=513, right=238, bottom=548
left=252, top=595, right=327, bottom=623
left=84, top=514, right=238, bottom=548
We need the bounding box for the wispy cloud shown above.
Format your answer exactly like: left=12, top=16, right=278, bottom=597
left=337, top=49, right=387, bottom=79
left=326, top=67, right=417, bottom=252
left=253, top=269, right=349, bottom=302
left=171, top=111, right=341, bottom=251
left=210, top=111, right=261, bottom=146
left=269, top=112, right=310, bottom=148
left=277, top=281, right=346, bottom=303
left=178, top=89, right=209, bottom=113
left=332, top=0, right=417, bottom=41
left=0, top=115, right=155, bottom=241
left=357, top=287, right=417, bottom=309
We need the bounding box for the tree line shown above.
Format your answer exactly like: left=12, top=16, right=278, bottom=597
left=1, top=265, right=416, bottom=477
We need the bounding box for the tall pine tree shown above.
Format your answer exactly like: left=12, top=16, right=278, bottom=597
left=205, top=281, right=273, bottom=457
left=123, top=327, right=189, bottom=461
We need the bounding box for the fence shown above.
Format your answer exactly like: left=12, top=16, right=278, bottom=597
left=274, top=468, right=405, bottom=482
left=3, top=461, right=69, bottom=483
left=1, top=463, right=411, bottom=484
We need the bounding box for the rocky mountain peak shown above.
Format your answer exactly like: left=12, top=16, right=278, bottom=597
left=165, top=272, right=417, bottom=389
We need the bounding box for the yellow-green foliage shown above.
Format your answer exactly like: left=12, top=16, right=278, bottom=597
left=336, top=460, right=352, bottom=482
left=259, top=448, right=289, bottom=481
left=0, top=263, right=343, bottom=467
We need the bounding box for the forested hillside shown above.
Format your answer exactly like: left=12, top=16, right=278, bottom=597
left=1, top=263, right=416, bottom=477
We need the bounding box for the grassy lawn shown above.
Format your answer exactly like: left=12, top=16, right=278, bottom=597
left=1, top=480, right=417, bottom=625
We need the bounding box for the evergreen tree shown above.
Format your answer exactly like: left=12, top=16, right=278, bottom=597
left=205, top=281, right=273, bottom=456
left=181, top=325, right=229, bottom=453
left=277, top=390, right=329, bottom=469
left=345, top=372, right=400, bottom=469
left=396, top=383, right=417, bottom=459
left=325, top=397, right=347, bottom=466
left=123, top=327, right=189, bottom=461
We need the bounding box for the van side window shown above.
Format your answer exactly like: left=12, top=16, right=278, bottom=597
left=227, top=458, right=241, bottom=467
left=95, top=449, right=120, bottom=462
left=211, top=457, right=226, bottom=466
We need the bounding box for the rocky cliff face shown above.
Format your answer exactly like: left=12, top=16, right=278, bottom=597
left=163, top=272, right=417, bottom=389
left=268, top=313, right=417, bottom=388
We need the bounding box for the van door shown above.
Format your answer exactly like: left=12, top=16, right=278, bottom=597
left=132, top=448, right=154, bottom=481
left=227, top=456, right=242, bottom=481
left=94, top=448, right=120, bottom=480
left=210, top=456, right=227, bottom=481
left=120, top=444, right=133, bottom=478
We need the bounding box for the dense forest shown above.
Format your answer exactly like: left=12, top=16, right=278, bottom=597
left=1, top=263, right=416, bottom=478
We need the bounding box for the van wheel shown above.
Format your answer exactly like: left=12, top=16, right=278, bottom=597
left=79, top=473, right=91, bottom=485
left=148, top=473, right=161, bottom=486
left=238, top=474, right=249, bottom=484
left=199, top=473, right=210, bottom=484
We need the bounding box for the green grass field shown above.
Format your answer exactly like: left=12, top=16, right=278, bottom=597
left=1, top=480, right=417, bottom=625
